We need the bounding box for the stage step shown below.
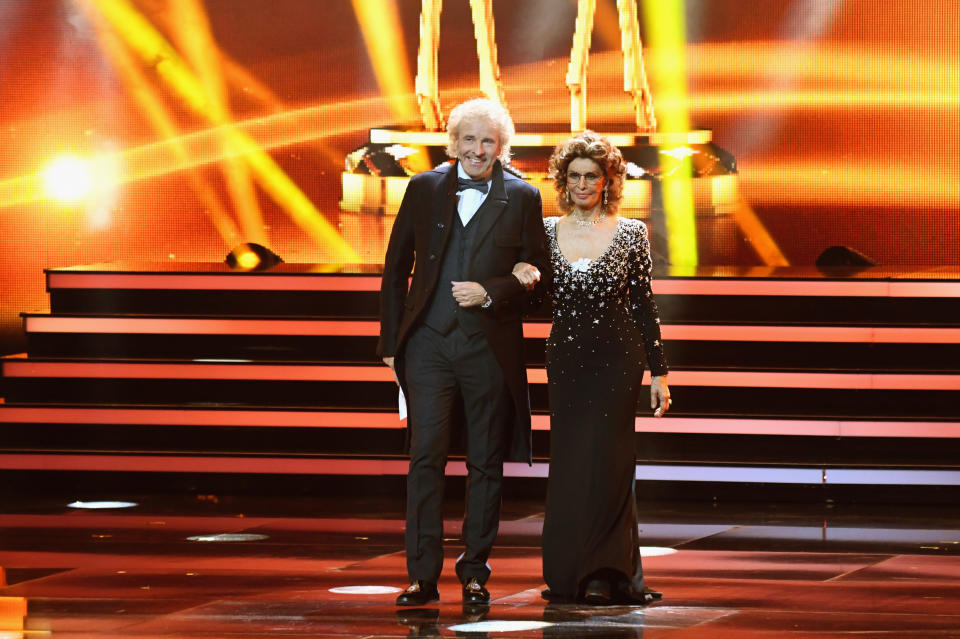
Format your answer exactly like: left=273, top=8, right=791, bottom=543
left=43, top=265, right=960, bottom=324
left=2, top=264, right=959, bottom=495
left=44, top=264, right=382, bottom=318
left=2, top=404, right=960, bottom=469
left=20, top=314, right=960, bottom=371
left=2, top=357, right=959, bottom=419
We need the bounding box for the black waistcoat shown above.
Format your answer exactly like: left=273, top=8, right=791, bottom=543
left=422, top=208, right=485, bottom=336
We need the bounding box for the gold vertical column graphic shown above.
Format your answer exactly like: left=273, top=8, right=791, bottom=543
left=469, top=0, right=506, bottom=108
left=566, top=0, right=596, bottom=131
left=617, top=0, right=656, bottom=131
left=416, top=0, right=444, bottom=130
left=416, top=0, right=506, bottom=130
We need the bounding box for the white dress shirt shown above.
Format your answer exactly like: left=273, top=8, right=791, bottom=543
left=456, top=163, right=490, bottom=226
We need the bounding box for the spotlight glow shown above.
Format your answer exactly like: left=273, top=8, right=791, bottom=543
left=236, top=250, right=261, bottom=269
left=43, top=155, right=94, bottom=203
left=448, top=621, right=554, bottom=632
left=329, top=585, right=403, bottom=595
left=67, top=500, right=137, bottom=509
left=186, top=533, right=269, bottom=542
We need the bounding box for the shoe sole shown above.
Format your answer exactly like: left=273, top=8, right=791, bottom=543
left=396, top=595, right=439, bottom=606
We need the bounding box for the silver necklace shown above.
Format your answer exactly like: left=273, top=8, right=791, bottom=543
left=571, top=210, right=605, bottom=227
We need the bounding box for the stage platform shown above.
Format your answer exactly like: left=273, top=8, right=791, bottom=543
left=1, top=493, right=960, bottom=637
left=1, top=262, right=960, bottom=502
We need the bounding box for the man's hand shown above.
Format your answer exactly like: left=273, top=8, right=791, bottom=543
left=511, top=262, right=541, bottom=290
left=382, top=356, right=399, bottom=386
left=650, top=375, right=672, bottom=418
left=451, top=281, right=488, bottom=307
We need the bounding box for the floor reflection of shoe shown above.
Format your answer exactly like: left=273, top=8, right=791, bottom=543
left=461, top=602, right=489, bottom=622
left=395, top=608, right=440, bottom=638
left=461, top=577, right=490, bottom=604
left=395, top=580, right=440, bottom=606
left=395, top=607, right=440, bottom=626
left=581, top=579, right=613, bottom=605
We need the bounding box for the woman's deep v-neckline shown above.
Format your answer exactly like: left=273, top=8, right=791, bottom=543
left=553, top=217, right=622, bottom=271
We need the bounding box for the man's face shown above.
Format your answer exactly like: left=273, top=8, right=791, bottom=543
left=453, top=118, right=501, bottom=180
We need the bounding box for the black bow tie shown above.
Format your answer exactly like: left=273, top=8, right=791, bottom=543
left=457, top=177, right=489, bottom=194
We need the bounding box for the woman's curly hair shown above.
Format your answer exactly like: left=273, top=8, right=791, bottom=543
left=548, top=130, right=626, bottom=214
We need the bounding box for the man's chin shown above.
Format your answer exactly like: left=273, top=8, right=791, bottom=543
left=461, top=160, right=492, bottom=179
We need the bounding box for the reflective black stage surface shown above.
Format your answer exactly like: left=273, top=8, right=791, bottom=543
left=2, top=493, right=960, bottom=638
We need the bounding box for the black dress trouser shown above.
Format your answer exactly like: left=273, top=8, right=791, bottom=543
left=403, top=323, right=511, bottom=585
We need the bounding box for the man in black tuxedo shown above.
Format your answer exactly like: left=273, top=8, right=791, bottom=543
left=378, top=98, right=550, bottom=606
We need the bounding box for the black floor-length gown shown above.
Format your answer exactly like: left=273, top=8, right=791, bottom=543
left=542, top=216, right=668, bottom=601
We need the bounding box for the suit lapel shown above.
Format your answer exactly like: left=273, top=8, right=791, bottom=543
left=432, top=162, right=459, bottom=254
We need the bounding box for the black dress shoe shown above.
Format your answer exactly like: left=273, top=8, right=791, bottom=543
left=462, top=577, right=490, bottom=604
left=395, top=580, right=439, bottom=606
left=581, top=579, right=613, bottom=605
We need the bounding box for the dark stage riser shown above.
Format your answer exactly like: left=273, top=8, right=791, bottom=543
left=2, top=263, right=960, bottom=501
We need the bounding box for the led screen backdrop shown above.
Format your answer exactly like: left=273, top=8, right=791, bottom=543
left=1, top=0, right=958, bottom=353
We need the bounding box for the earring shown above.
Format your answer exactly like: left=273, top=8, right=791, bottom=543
left=602, top=188, right=608, bottom=207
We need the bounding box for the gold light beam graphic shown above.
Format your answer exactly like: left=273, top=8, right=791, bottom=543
left=88, top=5, right=243, bottom=247
left=2, top=43, right=956, bottom=215
left=352, top=0, right=419, bottom=125
left=169, top=0, right=267, bottom=249
left=220, top=55, right=346, bottom=171
left=0, top=94, right=399, bottom=211
left=80, top=0, right=358, bottom=261
left=642, top=0, right=698, bottom=266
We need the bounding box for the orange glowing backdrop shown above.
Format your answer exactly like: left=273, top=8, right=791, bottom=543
left=0, top=0, right=958, bottom=353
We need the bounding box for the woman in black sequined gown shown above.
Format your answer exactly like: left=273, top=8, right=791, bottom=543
left=536, top=132, right=671, bottom=605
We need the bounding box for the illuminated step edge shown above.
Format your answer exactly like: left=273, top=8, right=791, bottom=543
left=44, top=271, right=960, bottom=297
left=46, top=272, right=381, bottom=291
left=1, top=407, right=959, bottom=438
left=3, top=361, right=960, bottom=390
left=21, top=316, right=960, bottom=344
left=1, top=453, right=959, bottom=486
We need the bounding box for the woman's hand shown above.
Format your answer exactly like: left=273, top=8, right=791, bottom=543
left=512, top=262, right=541, bottom=290
left=650, top=375, right=671, bottom=417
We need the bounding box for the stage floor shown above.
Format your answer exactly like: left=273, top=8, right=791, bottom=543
left=2, top=494, right=960, bottom=638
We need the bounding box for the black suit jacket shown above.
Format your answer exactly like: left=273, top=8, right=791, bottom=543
left=378, top=160, right=551, bottom=463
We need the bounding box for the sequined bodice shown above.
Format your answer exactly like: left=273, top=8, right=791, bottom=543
left=544, top=216, right=668, bottom=376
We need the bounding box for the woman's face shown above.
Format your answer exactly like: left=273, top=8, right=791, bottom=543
left=565, top=157, right=605, bottom=212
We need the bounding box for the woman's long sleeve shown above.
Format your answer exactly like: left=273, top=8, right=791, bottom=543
left=627, top=222, right=669, bottom=377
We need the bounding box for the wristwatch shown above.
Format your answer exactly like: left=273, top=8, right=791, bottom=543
left=481, top=294, right=493, bottom=309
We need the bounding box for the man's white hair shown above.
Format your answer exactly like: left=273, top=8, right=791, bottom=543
left=446, top=98, right=514, bottom=165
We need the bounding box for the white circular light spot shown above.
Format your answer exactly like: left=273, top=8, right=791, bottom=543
left=67, top=501, right=137, bottom=509
left=43, top=154, right=94, bottom=202
left=639, top=546, right=678, bottom=557
left=186, top=533, right=269, bottom=542
left=329, top=585, right=403, bottom=595
left=447, top=621, right=554, bottom=632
